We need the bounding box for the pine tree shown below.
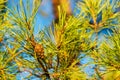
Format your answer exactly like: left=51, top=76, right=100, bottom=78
left=95, top=28, right=120, bottom=80
left=0, top=0, right=120, bottom=80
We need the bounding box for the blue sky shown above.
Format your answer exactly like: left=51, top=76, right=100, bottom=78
left=8, top=0, right=78, bottom=33
left=7, top=0, right=94, bottom=79
left=8, top=0, right=115, bottom=35
left=7, top=0, right=116, bottom=79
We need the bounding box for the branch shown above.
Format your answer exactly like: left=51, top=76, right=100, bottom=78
left=37, top=58, right=51, bottom=79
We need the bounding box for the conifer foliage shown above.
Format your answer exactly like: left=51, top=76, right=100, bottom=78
left=0, top=0, right=120, bottom=80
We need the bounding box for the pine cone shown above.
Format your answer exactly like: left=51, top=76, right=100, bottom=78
left=0, top=38, right=3, bottom=43
left=34, top=43, right=44, bottom=59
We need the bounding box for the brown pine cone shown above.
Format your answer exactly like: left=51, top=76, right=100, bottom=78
left=34, top=43, right=44, bottom=59
left=0, top=38, right=3, bottom=43
left=34, top=43, right=44, bottom=53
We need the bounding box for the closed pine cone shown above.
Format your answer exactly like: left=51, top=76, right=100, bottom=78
left=0, top=38, right=3, bottom=43
left=34, top=43, right=44, bottom=59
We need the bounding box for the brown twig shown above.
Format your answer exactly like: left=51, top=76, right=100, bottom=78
left=37, top=58, right=51, bottom=79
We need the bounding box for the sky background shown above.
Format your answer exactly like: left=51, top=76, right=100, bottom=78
left=7, top=0, right=114, bottom=79
left=8, top=0, right=78, bottom=34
